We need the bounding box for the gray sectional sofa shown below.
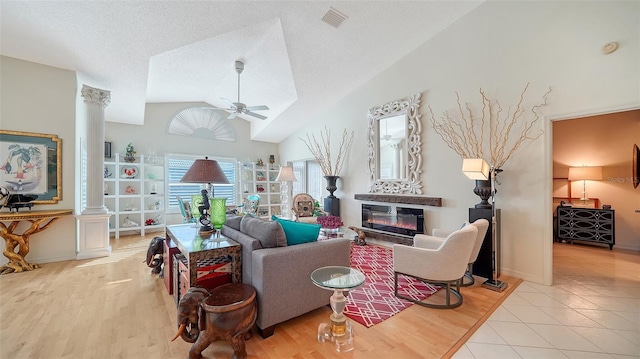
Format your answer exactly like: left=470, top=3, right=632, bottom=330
left=221, top=215, right=351, bottom=338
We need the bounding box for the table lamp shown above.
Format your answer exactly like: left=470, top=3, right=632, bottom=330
left=568, top=166, right=603, bottom=201
left=275, top=165, right=297, bottom=219
left=180, top=157, right=229, bottom=236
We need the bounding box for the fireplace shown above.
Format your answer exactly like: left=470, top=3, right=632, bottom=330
left=361, top=204, right=424, bottom=237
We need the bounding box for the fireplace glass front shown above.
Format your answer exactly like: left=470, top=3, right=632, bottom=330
left=361, top=204, right=424, bottom=237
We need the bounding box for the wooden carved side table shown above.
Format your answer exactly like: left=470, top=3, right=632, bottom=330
left=0, top=209, right=73, bottom=274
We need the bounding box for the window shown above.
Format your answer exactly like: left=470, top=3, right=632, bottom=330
left=167, top=154, right=236, bottom=212
left=292, top=160, right=323, bottom=201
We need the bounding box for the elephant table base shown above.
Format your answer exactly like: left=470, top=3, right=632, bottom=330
left=175, top=283, right=257, bottom=359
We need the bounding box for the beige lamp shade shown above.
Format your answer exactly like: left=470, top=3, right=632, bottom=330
left=568, top=166, right=603, bottom=181
left=275, top=166, right=297, bottom=182
left=180, top=157, right=230, bottom=184
left=462, top=158, right=490, bottom=180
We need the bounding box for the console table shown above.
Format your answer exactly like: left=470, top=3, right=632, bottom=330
left=165, top=224, right=242, bottom=288
left=556, top=207, right=615, bottom=250
left=0, top=209, right=73, bottom=274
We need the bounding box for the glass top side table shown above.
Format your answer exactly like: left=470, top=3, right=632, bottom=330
left=310, top=266, right=365, bottom=352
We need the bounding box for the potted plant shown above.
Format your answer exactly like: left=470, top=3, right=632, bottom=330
left=316, top=215, right=344, bottom=233
left=124, top=143, right=136, bottom=163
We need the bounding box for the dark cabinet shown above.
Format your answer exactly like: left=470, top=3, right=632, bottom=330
left=469, top=208, right=501, bottom=279
left=556, top=207, right=615, bottom=250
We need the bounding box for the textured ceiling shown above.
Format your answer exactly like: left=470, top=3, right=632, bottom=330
left=0, top=1, right=483, bottom=143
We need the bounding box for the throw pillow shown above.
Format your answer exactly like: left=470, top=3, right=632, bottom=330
left=225, top=215, right=243, bottom=231
left=240, top=215, right=287, bottom=248
left=272, top=215, right=321, bottom=246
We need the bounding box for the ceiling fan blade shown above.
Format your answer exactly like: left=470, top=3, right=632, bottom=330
left=245, top=105, right=269, bottom=111
left=227, top=112, right=238, bottom=120
left=244, top=111, right=267, bottom=120
left=220, top=97, right=236, bottom=108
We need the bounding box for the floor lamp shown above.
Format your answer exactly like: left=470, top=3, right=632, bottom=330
left=462, top=158, right=508, bottom=292
left=275, top=165, right=297, bottom=219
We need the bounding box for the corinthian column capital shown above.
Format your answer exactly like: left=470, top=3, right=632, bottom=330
left=81, top=85, right=111, bottom=107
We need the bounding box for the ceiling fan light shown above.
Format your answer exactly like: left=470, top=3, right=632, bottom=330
left=220, top=60, right=269, bottom=120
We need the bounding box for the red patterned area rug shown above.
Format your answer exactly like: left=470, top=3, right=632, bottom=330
left=344, top=244, right=440, bottom=328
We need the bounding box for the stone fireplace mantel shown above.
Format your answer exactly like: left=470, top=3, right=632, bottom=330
left=354, top=193, right=442, bottom=207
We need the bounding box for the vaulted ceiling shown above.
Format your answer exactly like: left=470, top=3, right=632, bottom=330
left=0, top=1, right=483, bottom=142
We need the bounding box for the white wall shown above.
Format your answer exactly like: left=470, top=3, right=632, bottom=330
left=279, top=1, right=639, bottom=284
left=0, top=56, right=78, bottom=265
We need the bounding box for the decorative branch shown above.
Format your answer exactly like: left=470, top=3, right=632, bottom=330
left=429, top=83, right=552, bottom=169
left=300, top=126, right=355, bottom=176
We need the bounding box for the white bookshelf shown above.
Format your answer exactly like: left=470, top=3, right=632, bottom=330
left=238, top=162, right=282, bottom=219
left=104, top=153, right=166, bottom=239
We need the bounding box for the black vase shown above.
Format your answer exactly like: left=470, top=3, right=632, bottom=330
left=473, top=180, right=493, bottom=209
left=323, top=176, right=340, bottom=217
left=324, top=176, right=339, bottom=198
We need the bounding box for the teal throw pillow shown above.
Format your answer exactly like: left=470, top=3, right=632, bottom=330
left=271, top=215, right=321, bottom=245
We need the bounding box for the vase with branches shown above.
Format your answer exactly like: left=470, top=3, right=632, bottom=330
left=300, top=126, right=354, bottom=216
left=429, top=83, right=552, bottom=170
left=300, top=126, right=355, bottom=177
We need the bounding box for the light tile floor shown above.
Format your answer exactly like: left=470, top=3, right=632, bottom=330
left=452, top=243, right=640, bottom=359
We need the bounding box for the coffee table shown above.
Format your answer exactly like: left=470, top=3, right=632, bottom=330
left=166, top=224, right=242, bottom=287
left=310, top=266, right=365, bottom=352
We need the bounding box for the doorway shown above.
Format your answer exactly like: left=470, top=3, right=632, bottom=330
left=547, top=107, right=640, bottom=285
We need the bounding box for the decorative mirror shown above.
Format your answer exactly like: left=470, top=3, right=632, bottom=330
left=367, top=93, right=422, bottom=194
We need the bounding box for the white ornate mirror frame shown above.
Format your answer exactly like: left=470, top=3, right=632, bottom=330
left=367, top=93, right=423, bottom=194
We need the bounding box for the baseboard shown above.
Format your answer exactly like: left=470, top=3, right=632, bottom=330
left=29, top=254, right=77, bottom=264
left=76, top=247, right=112, bottom=260
left=500, top=268, right=544, bottom=285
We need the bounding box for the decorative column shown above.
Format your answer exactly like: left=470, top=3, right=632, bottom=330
left=81, top=85, right=110, bottom=214
left=76, top=85, right=112, bottom=260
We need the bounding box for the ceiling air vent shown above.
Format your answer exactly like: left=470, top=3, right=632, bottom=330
left=322, top=7, right=348, bottom=28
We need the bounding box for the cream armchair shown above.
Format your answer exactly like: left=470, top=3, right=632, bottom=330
left=429, top=219, right=489, bottom=286
left=392, top=225, right=478, bottom=309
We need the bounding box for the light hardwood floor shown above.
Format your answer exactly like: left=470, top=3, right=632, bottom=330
left=1, top=233, right=520, bottom=359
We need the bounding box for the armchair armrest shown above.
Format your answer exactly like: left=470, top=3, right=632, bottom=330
left=432, top=228, right=455, bottom=238
left=413, top=234, right=445, bottom=250
left=393, top=244, right=459, bottom=281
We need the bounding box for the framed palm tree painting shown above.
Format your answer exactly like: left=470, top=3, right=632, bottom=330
left=0, top=130, right=62, bottom=203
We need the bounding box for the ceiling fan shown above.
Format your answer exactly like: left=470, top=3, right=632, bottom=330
left=220, top=60, right=270, bottom=120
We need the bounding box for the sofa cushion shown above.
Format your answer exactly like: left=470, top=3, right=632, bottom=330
left=240, top=215, right=287, bottom=248
left=226, top=215, right=243, bottom=231
left=272, top=215, right=321, bottom=246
